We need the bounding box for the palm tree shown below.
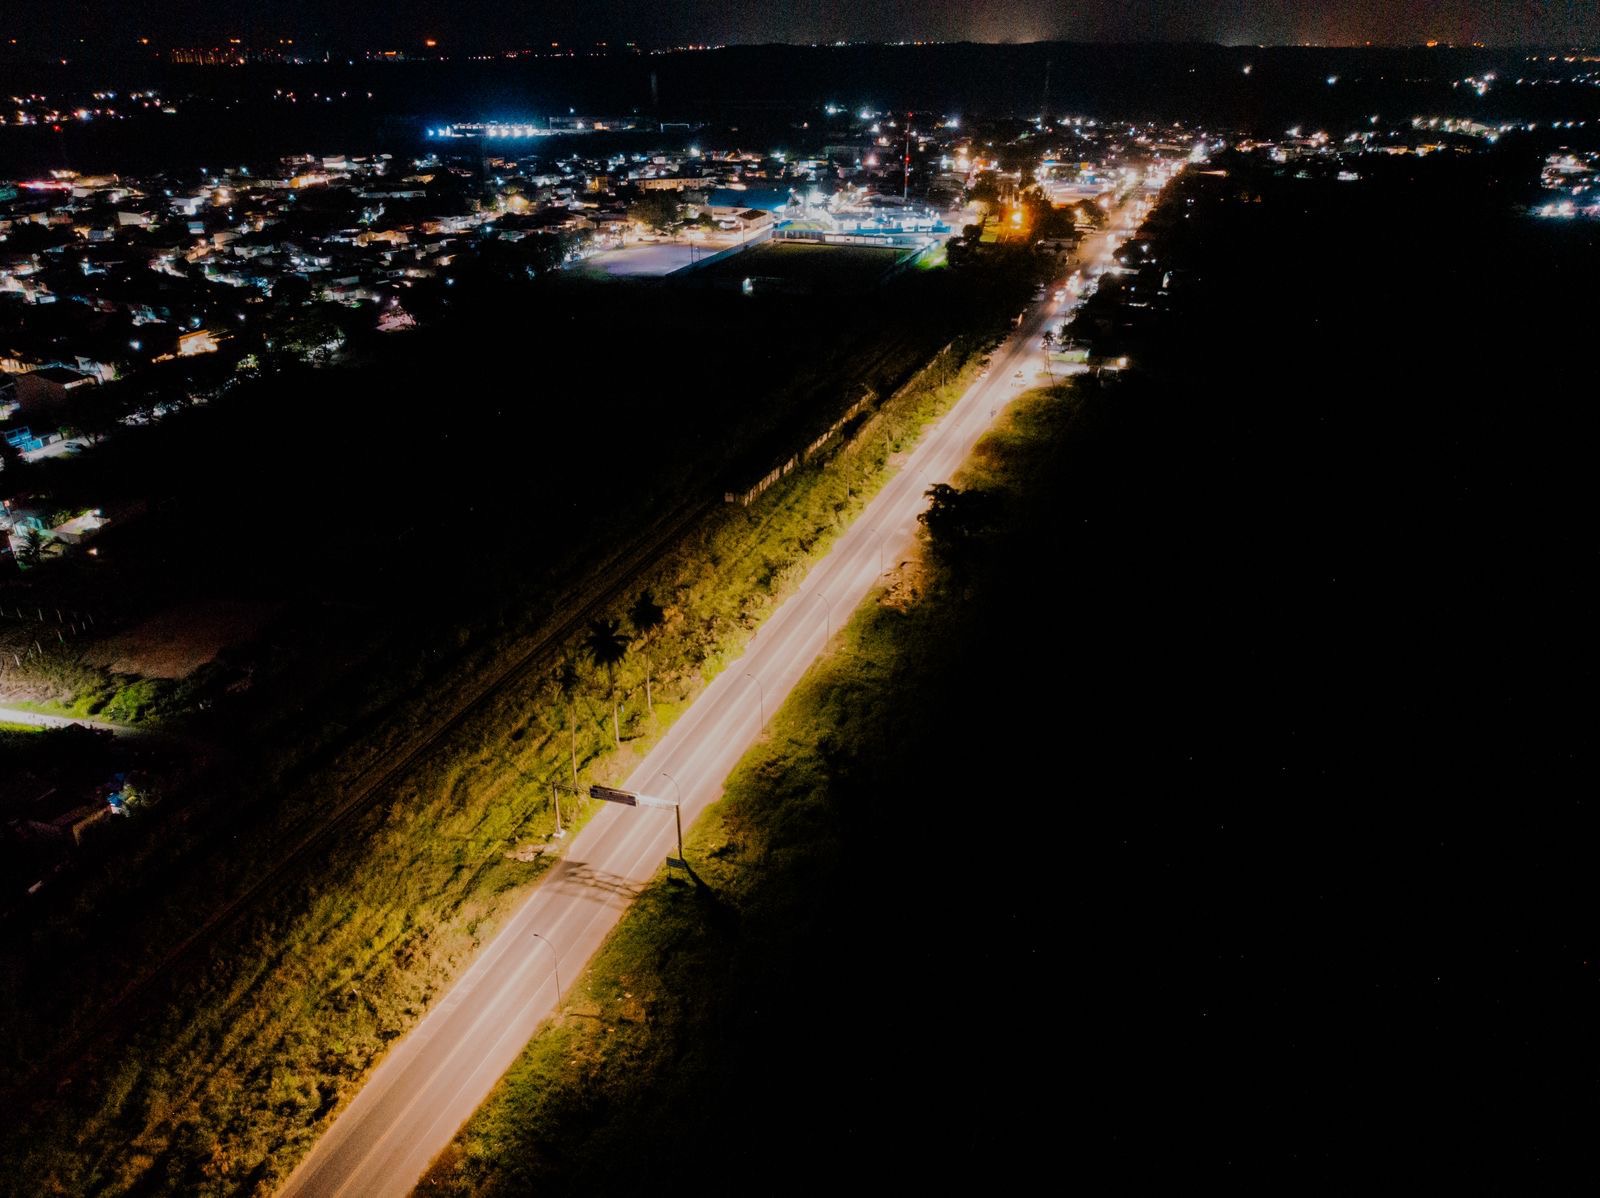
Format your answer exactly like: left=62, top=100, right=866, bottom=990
left=554, top=656, right=583, bottom=788
left=17, top=527, right=48, bottom=569
left=584, top=617, right=630, bottom=747
left=628, top=590, right=666, bottom=715
left=1040, top=327, right=1056, bottom=379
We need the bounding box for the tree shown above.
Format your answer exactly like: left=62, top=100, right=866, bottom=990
left=0, top=436, right=27, bottom=495
left=1075, top=198, right=1107, bottom=230
left=968, top=171, right=1001, bottom=213
left=1014, top=186, right=1078, bottom=245
left=629, top=190, right=682, bottom=237
left=1040, top=328, right=1056, bottom=379
left=584, top=617, right=630, bottom=747
left=554, top=656, right=583, bottom=788
left=65, top=392, right=120, bottom=445
left=919, top=484, right=1001, bottom=563
left=16, top=527, right=49, bottom=569
left=526, top=232, right=568, bottom=275
left=273, top=303, right=346, bottom=367
left=272, top=274, right=313, bottom=308
left=628, top=590, right=666, bottom=716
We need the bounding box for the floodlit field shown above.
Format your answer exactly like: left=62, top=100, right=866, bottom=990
left=570, top=242, right=709, bottom=277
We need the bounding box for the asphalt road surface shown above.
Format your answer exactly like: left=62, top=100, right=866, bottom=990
left=278, top=195, right=1149, bottom=1198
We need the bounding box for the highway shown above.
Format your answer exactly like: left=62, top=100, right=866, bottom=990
left=278, top=194, right=1152, bottom=1198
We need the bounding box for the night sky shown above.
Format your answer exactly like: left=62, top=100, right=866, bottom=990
left=4, top=1, right=1598, bottom=52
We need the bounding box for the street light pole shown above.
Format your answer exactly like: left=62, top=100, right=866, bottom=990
left=527, top=930, right=561, bottom=1006
left=659, top=771, right=685, bottom=865
left=744, top=672, right=765, bottom=729
left=806, top=591, right=830, bottom=644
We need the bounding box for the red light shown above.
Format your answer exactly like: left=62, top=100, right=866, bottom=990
left=51, top=123, right=62, bottom=133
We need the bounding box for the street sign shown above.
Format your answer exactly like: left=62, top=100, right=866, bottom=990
left=589, top=785, right=638, bottom=807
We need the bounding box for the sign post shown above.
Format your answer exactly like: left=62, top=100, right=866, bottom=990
left=588, top=785, right=685, bottom=868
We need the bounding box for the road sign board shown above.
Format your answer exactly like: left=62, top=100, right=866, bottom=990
left=589, top=785, right=638, bottom=806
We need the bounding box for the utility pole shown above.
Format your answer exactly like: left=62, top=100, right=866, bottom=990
left=744, top=672, right=766, bottom=729
left=903, top=112, right=912, bottom=200
left=528, top=931, right=562, bottom=1005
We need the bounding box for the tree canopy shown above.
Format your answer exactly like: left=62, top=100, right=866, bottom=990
left=629, top=591, right=665, bottom=640
left=629, top=191, right=683, bottom=235
left=919, top=483, right=1002, bottom=559
left=967, top=171, right=1002, bottom=212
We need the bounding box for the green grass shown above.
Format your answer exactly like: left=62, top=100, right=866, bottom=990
left=414, top=382, right=1080, bottom=1196
left=0, top=648, right=187, bottom=725
left=0, top=314, right=1016, bottom=1196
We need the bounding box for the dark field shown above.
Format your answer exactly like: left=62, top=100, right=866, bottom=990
left=688, top=241, right=913, bottom=293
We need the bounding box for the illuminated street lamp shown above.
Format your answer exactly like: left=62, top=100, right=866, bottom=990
left=867, top=527, right=890, bottom=576
left=527, top=930, right=562, bottom=1005
left=805, top=591, right=831, bottom=642
left=744, top=672, right=765, bottom=728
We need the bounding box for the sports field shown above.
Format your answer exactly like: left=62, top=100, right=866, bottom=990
left=693, top=240, right=915, bottom=292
